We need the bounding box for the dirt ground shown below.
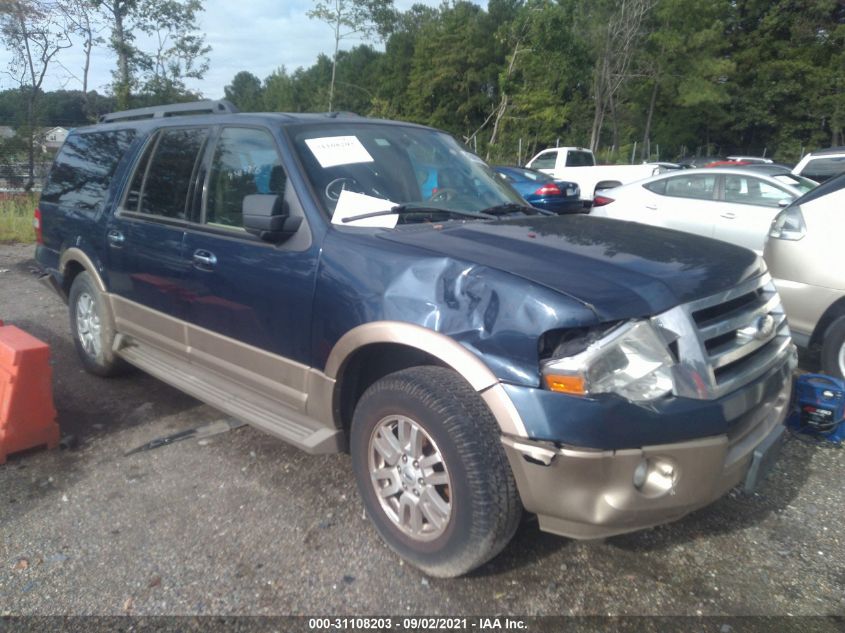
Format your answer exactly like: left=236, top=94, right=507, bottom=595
left=0, top=242, right=843, bottom=618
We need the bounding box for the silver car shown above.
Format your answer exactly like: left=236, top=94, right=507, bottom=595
left=591, top=167, right=816, bottom=253
left=765, top=173, right=845, bottom=378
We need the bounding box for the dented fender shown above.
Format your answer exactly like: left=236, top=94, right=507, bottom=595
left=312, top=228, right=598, bottom=389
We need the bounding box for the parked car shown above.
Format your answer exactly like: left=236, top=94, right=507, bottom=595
left=525, top=146, right=662, bottom=200
left=35, top=100, right=796, bottom=577
left=765, top=173, right=845, bottom=378
left=493, top=165, right=583, bottom=214
left=792, top=147, right=845, bottom=183
left=590, top=167, right=809, bottom=253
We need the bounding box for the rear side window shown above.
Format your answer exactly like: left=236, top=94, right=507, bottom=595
left=125, top=127, right=208, bottom=219
left=800, top=156, right=845, bottom=182
left=643, top=179, right=667, bottom=195
left=565, top=151, right=593, bottom=167
left=41, top=130, right=136, bottom=213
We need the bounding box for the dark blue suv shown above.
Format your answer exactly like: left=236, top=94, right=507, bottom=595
left=35, top=101, right=797, bottom=577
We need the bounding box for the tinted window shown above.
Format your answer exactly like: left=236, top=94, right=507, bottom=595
left=530, top=152, right=557, bottom=170
left=565, top=151, right=594, bottom=167
left=41, top=130, right=135, bottom=213
left=643, top=179, right=667, bottom=195
left=206, top=127, right=285, bottom=229
left=664, top=174, right=717, bottom=200
left=801, top=156, right=845, bottom=182
left=126, top=128, right=208, bottom=219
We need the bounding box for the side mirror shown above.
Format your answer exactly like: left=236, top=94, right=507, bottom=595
left=243, top=194, right=302, bottom=243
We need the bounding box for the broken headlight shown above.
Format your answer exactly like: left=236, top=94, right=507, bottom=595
left=541, top=321, right=675, bottom=402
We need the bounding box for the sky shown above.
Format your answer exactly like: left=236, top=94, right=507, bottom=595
left=0, top=0, right=457, bottom=99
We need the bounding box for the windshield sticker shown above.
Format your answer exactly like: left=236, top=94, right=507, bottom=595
left=331, top=190, right=398, bottom=228
left=305, top=136, right=374, bottom=168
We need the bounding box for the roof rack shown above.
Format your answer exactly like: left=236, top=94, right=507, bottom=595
left=99, top=100, right=240, bottom=124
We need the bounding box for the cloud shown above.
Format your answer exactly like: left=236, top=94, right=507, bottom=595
left=0, top=0, right=457, bottom=98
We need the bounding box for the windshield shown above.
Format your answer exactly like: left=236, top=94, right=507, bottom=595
left=288, top=122, right=525, bottom=226
left=773, top=173, right=817, bottom=194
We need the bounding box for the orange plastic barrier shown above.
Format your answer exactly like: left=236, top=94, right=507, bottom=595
left=0, top=324, right=59, bottom=464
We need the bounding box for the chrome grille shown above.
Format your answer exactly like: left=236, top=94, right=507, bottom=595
left=651, top=273, right=793, bottom=400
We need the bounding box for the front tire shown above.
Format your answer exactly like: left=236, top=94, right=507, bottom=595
left=820, top=316, right=845, bottom=380
left=350, top=366, right=522, bottom=577
left=68, top=271, right=127, bottom=377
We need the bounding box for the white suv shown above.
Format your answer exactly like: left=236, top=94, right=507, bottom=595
left=792, top=147, right=845, bottom=183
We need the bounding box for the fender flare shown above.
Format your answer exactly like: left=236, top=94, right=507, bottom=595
left=59, top=247, right=108, bottom=293
left=324, top=321, right=528, bottom=437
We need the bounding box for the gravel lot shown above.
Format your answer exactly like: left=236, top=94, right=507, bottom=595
left=0, top=242, right=844, bottom=618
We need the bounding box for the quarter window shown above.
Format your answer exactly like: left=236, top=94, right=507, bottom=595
left=206, top=127, right=285, bottom=229
left=41, top=130, right=136, bottom=213
left=126, top=127, right=208, bottom=219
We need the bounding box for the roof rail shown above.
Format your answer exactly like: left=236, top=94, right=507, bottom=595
left=98, top=100, right=240, bottom=123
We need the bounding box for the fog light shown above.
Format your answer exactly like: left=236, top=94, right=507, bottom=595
left=633, top=457, right=678, bottom=498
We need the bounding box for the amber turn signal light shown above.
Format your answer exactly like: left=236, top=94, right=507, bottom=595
left=544, top=374, right=586, bottom=395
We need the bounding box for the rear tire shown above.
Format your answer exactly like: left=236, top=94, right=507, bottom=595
left=68, top=272, right=128, bottom=377
left=350, top=366, right=522, bottom=577
left=820, top=316, right=845, bottom=380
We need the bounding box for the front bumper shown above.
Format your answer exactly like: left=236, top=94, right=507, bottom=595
left=501, top=355, right=794, bottom=540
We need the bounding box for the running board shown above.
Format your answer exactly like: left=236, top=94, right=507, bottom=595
left=113, top=334, right=343, bottom=454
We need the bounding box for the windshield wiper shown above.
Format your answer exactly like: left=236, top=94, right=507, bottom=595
left=341, top=204, right=495, bottom=224
left=477, top=202, right=537, bottom=216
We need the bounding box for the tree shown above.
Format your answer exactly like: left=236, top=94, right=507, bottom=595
left=95, top=0, right=209, bottom=108
left=224, top=70, right=263, bottom=112
left=60, top=0, right=102, bottom=121
left=405, top=2, right=499, bottom=139
left=262, top=66, right=296, bottom=112
left=1, top=0, right=73, bottom=189
left=135, top=0, right=210, bottom=101
left=307, top=0, right=394, bottom=111
left=635, top=0, right=733, bottom=161
left=583, top=0, right=656, bottom=153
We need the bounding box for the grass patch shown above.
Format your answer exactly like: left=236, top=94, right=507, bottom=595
left=0, top=194, right=38, bottom=244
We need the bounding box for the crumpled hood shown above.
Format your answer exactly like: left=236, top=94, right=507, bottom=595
left=379, top=215, right=762, bottom=321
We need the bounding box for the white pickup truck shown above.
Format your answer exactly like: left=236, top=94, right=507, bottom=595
left=526, top=147, right=664, bottom=201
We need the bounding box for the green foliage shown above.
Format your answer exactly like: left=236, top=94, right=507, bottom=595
left=224, top=71, right=264, bottom=112
left=0, top=194, right=38, bottom=244
left=4, top=0, right=844, bottom=164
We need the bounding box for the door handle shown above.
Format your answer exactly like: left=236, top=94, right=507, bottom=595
left=721, top=212, right=736, bottom=219
left=192, top=250, right=217, bottom=268
left=645, top=203, right=657, bottom=210
left=107, top=230, right=125, bottom=247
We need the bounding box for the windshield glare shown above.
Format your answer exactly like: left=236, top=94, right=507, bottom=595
left=290, top=123, right=525, bottom=225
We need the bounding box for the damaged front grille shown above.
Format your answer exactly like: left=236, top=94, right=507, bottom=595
left=652, top=273, right=792, bottom=400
